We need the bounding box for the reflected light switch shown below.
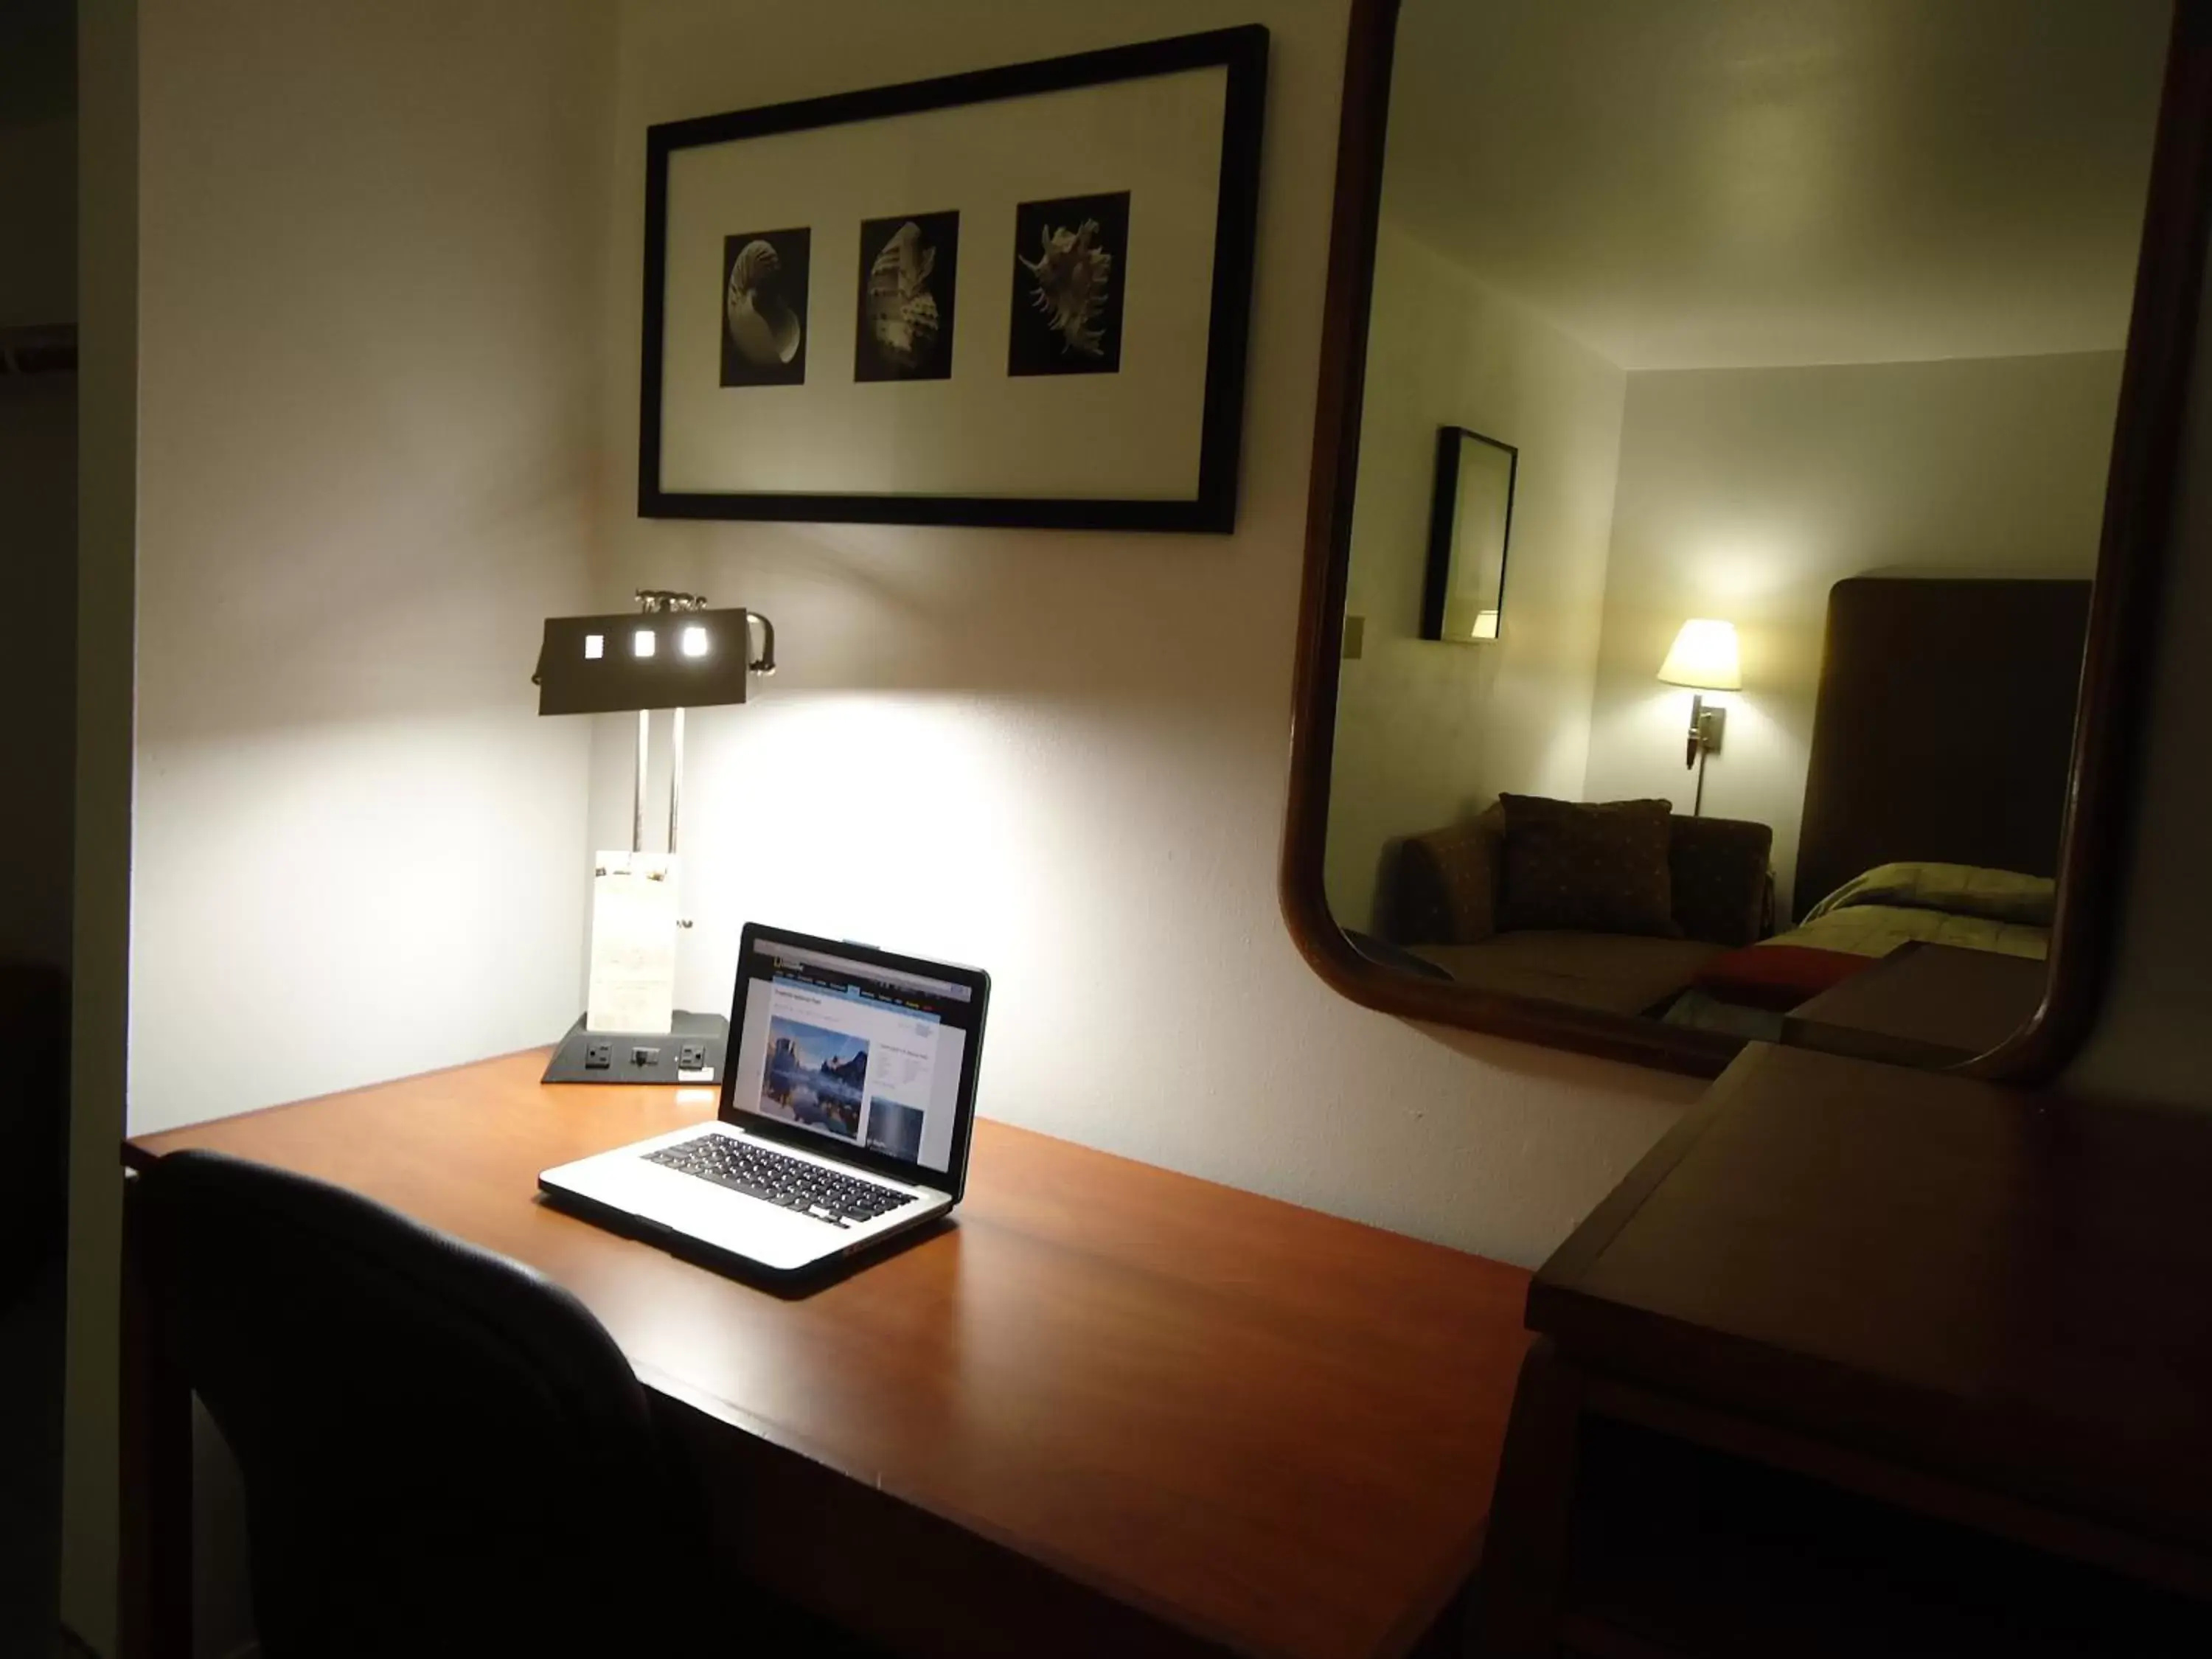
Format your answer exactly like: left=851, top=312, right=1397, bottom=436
left=1342, top=614, right=1366, bottom=661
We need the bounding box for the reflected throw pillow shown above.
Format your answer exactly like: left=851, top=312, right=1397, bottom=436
left=1497, top=795, right=1681, bottom=938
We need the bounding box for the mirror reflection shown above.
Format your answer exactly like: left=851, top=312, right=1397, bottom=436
left=1326, top=0, right=2170, bottom=1068
left=1425, top=428, right=1517, bottom=643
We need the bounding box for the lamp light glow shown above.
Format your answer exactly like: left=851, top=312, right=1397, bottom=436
left=681, top=625, right=710, bottom=658
left=633, top=629, right=656, bottom=658
left=584, top=633, right=604, bottom=660
left=1657, top=619, right=1741, bottom=690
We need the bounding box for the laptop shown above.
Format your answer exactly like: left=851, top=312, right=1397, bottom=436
left=539, top=922, right=989, bottom=1278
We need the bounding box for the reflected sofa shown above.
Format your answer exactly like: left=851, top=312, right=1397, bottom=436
left=1378, top=802, right=1773, bottom=1017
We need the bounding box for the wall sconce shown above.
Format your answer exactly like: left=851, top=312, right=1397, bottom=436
left=1657, top=618, right=1739, bottom=817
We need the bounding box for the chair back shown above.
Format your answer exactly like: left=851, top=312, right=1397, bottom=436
left=136, top=1149, right=695, bottom=1659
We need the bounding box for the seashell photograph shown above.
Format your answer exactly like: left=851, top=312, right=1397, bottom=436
left=720, top=226, right=811, bottom=387
left=854, top=210, right=960, bottom=382
left=1008, top=189, right=1131, bottom=378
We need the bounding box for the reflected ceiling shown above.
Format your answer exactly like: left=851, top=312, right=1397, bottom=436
left=1386, top=0, right=2170, bottom=368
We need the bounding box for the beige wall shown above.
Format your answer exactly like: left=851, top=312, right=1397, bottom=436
left=1326, top=218, right=1627, bottom=933
left=1582, top=351, right=2124, bottom=916
left=126, top=0, right=617, bottom=1134
left=596, top=0, right=1701, bottom=1265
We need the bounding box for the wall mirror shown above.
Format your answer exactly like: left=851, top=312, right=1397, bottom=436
left=1423, top=428, right=1517, bottom=643
left=1285, top=0, right=2212, bottom=1078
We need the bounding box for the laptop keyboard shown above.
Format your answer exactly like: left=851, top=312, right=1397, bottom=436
left=644, top=1135, right=918, bottom=1227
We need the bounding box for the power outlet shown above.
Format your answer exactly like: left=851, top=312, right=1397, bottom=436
left=583, top=1040, right=613, bottom=1071
left=677, top=1042, right=706, bottom=1070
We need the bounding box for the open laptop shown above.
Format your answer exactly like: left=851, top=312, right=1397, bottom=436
left=539, top=922, right=988, bottom=1278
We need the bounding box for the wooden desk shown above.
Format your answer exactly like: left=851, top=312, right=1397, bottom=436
left=120, top=1053, right=1531, bottom=1659
left=1781, top=940, right=2048, bottom=1070
left=1477, top=1042, right=2212, bottom=1655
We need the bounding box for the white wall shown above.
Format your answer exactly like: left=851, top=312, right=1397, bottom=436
left=126, top=0, right=617, bottom=1134
left=1326, top=219, right=1627, bottom=933
left=1582, top=351, right=2123, bottom=916
left=597, top=0, right=1701, bottom=1265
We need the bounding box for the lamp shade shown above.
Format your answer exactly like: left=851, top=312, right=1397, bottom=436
left=1657, top=619, right=1741, bottom=690
left=535, top=606, right=758, bottom=714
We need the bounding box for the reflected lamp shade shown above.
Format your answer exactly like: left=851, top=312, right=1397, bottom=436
left=1657, top=619, right=1742, bottom=691
left=535, top=606, right=758, bottom=714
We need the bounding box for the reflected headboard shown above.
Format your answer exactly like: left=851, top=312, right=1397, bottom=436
left=1792, top=577, right=2092, bottom=922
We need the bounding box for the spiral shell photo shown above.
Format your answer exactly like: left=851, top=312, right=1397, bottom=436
left=1008, top=190, right=1131, bottom=378
left=720, top=227, right=810, bottom=388
left=854, top=211, right=960, bottom=383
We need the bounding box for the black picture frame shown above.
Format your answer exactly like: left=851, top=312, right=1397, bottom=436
left=1420, top=425, right=1518, bottom=643
left=639, top=26, right=1270, bottom=534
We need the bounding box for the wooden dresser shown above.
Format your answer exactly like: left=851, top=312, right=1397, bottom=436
left=1475, top=1042, right=2212, bottom=1657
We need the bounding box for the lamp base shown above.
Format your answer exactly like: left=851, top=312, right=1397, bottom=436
left=541, top=1010, right=730, bottom=1086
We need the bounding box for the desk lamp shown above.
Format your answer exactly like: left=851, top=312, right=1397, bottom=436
left=534, top=590, right=777, bottom=1084
left=1658, top=618, right=1739, bottom=817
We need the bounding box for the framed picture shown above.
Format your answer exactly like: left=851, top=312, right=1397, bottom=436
left=1420, top=426, right=1517, bottom=644
left=639, top=26, right=1268, bottom=533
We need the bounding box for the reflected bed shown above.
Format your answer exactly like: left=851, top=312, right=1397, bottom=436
left=1669, top=577, right=2087, bottom=1046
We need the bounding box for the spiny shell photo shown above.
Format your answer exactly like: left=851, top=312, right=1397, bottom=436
left=1008, top=192, right=1128, bottom=378
left=1020, top=220, right=1112, bottom=358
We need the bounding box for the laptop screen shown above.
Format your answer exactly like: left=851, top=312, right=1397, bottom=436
left=723, top=931, right=984, bottom=1185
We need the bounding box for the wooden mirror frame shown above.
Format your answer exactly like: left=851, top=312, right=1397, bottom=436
left=1281, top=0, right=2212, bottom=1081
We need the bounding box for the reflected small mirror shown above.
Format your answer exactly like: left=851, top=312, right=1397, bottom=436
left=1290, top=0, right=2198, bottom=1077
left=1424, top=428, right=1517, bottom=643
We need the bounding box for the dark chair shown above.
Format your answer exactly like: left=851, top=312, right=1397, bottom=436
left=135, top=1149, right=706, bottom=1659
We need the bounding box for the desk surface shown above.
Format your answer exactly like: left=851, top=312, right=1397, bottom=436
left=125, top=1052, right=1532, bottom=1659
left=1530, top=1041, right=2212, bottom=1578
left=1781, top=941, right=2048, bottom=1070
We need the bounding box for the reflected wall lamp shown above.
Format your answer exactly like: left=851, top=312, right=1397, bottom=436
left=1657, top=618, right=1739, bottom=818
